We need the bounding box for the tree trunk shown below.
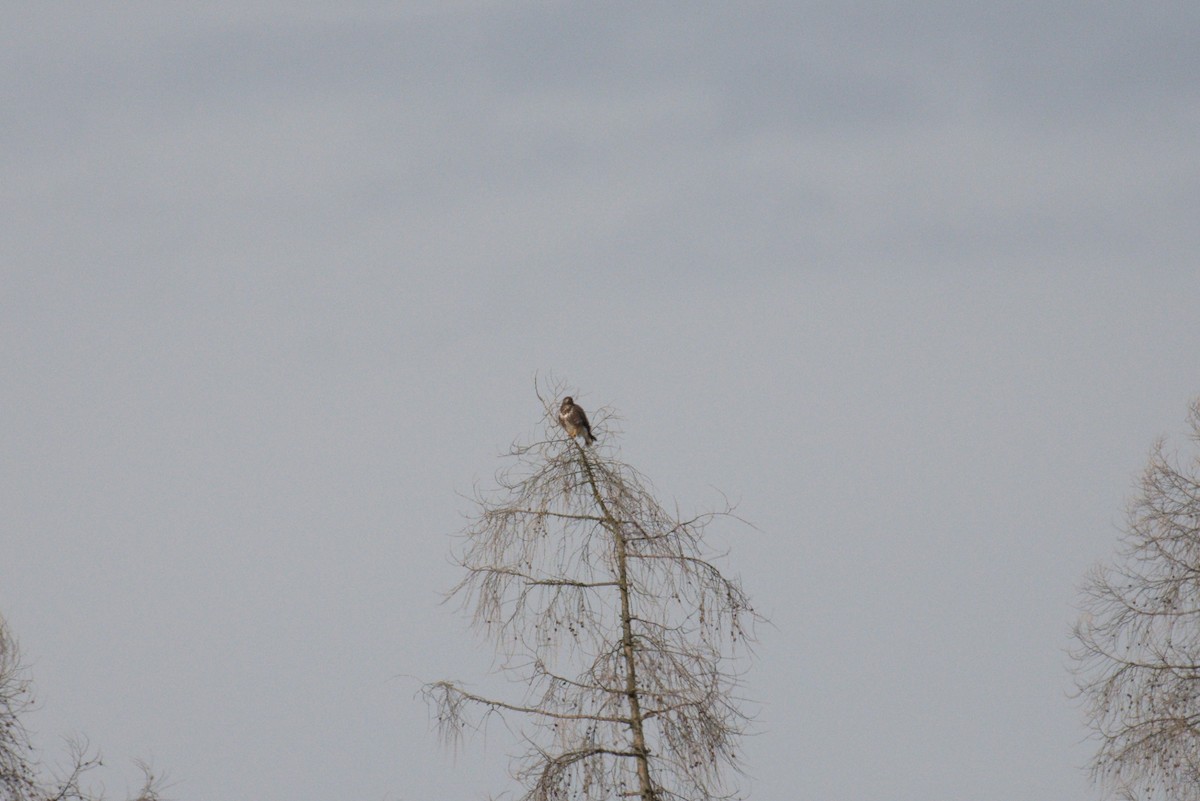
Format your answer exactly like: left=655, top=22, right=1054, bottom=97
left=580, top=446, right=656, bottom=801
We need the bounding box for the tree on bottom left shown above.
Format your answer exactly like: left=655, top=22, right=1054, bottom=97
left=0, top=613, right=162, bottom=801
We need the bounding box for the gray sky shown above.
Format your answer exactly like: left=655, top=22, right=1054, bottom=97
left=3, top=4, right=1199, bottom=800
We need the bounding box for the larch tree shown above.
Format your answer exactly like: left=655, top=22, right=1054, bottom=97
left=424, top=389, right=760, bottom=801
left=0, top=614, right=161, bottom=801
left=0, top=614, right=37, bottom=801
left=1073, top=398, right=1200, bottom=800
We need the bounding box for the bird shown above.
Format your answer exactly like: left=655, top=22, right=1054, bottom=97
left=558, top=396, right=597, bottom=445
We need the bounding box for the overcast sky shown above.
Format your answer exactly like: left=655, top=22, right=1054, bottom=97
left=3, top=4, right=1199, bottom=800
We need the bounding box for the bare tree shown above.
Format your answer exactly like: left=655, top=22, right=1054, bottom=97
left=1073, top=398, right=1200, bottom=801
left=424, top=388, right=760, bottom=801
left=0, top=615, right=162, bottom=801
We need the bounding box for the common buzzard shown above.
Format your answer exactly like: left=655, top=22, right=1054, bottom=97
left=558, top=396, right=597, bottom=445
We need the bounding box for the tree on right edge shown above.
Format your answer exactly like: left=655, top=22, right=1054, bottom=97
left=425, top=388, right=761, bottom=801
left=1073, top=398, right=1200, bottom=800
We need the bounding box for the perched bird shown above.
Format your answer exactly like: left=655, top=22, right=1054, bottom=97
left=558, top=396, right=597, bottom=445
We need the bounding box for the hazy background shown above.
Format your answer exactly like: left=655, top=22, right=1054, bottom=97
left=3, top=4, right=1198, bottom=799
